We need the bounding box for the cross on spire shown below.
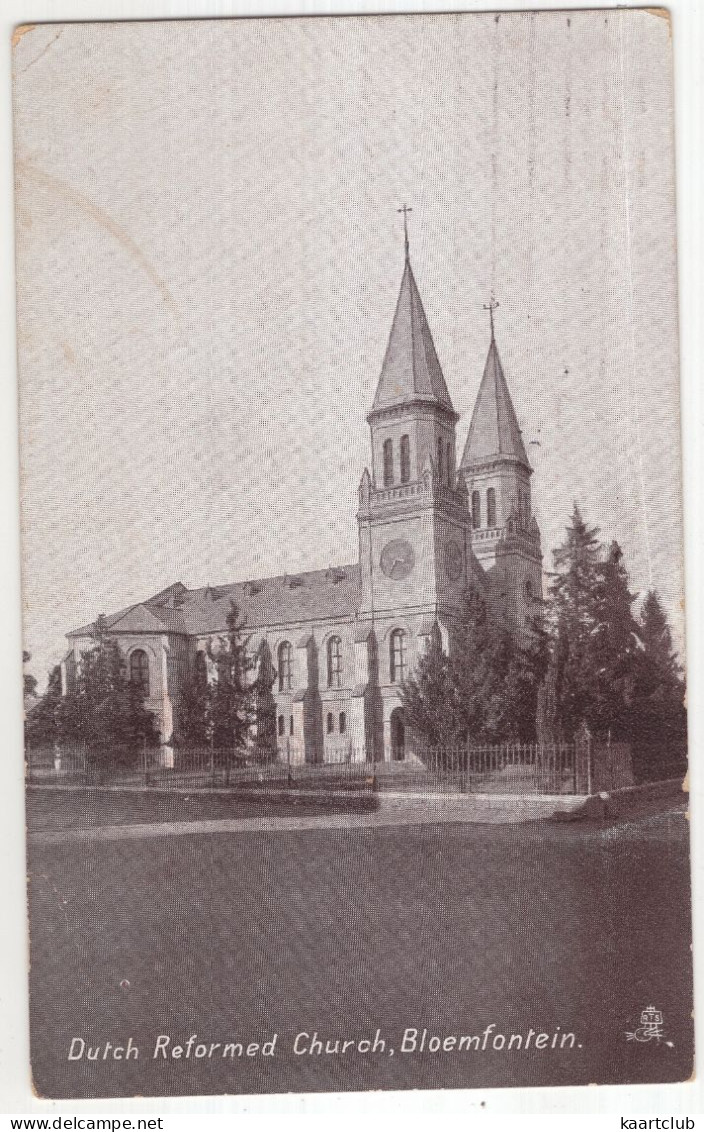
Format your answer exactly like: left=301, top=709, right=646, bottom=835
left=397, top=203, right=413, bottom=260
left=483, top=294, right=500, bottom=341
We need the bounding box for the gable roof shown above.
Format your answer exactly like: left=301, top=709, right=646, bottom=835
left=68, top=564, right=362, bottom=641
left=460, top=337, right=530, bottom=469
left=370, top=255, right=456, bottom=417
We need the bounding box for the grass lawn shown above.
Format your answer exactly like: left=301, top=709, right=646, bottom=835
left=26, top=786, right=378, bottom=833
left=27, top=801, right=693, bottom=1098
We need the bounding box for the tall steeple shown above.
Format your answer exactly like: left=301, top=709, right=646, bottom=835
left=369, top=250, right=455, bottom=418
left=458, top=302, right=542, bottom=627
left=460, top=332, right=530, bottom=470
left=357, top=212, right=472, bottom=624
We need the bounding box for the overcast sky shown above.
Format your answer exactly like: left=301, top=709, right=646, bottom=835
left=13, top=10, right=682, bottom=686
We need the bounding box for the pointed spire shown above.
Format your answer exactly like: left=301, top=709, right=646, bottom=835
left=369, top=229, right=456, bottom=418
left=460, top=326, right=530, bottom=470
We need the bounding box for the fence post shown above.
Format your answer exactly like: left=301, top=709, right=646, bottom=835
left=210, top=737, right=216, bottom=788
left=225, top=747, right=230, bottom=788
left=142, top=736, right=149, bottom=787
left=286, top=738, right=292, bottom=787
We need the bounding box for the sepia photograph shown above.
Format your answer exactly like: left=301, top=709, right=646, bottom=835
left=12, top=9, right=692, bottom=1100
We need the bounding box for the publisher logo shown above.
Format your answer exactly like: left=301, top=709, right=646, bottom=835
left=626, top=1006, right=664, bottom=1043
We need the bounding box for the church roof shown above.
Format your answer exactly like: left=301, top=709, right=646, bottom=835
left=370, top=255, right=455, bottom=417
left=460, top=336, right=530, bottom=469
left=68, top=564, right=362, bottom=640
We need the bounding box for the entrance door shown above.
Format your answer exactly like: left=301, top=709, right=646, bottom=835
left=390, top=707, right=405, bottom=761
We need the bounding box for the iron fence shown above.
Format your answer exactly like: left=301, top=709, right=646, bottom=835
left=25, top=739, right=597, bottom=796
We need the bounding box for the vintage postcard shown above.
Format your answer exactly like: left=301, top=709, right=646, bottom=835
left=14, top=10, right=692, bottom=1099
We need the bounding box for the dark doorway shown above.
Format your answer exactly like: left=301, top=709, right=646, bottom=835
left=390, top=707, right=405, bottom=761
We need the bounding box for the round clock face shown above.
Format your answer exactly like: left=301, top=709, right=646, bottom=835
left=380, top=538, right=416, bottom=581
left=443, top=540, right=463, bottom=582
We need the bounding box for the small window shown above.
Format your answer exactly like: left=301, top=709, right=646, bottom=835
left=437, top=437, right=444, bottom=484
left=129, top=649, right=150, bottom=696
left=289, top=716, right=294, bottom=736
left=400, top=435, right=411, bottom=483
left=383, top=438, right=394, bottom=486
left=390, top=629, right=407, bottom=684
left=339, top=711, right=347, bottom=735
left=525, top=579, right=533, bottom=600
left=472, top=490, right=481, bottom=529
left=327, top=636, right=343, bottom=688
left=277, top=714, right=285, bottom=737
left=446, top=442, right=453, bottom=485
left=327, top=712, right=334, bottom=734
left=487, top=487, right=496, bottom=528
left=278, top=642, right=292, bottom=691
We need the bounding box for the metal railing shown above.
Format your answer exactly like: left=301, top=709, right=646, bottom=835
left=25, top=740, right=590, bottom=796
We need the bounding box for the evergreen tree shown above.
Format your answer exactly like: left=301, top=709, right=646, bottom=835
left=402, top=589, right=546, bottom=751
left=56, top=615, right=158, bottom=761
left=590, top=540, right=640, bottom=739
left=548, top=504, right=603, bottom=739
left=402, top=624, right=461, bottom=748
left=208, top=602, right=256, bottom=751
left=23, top=651, right=38, bottom=699
left=631, top=589, right=686, bottom=747
left=24, top=664, right=63, bottom=747
left=177, top=651, right=211, bottom=746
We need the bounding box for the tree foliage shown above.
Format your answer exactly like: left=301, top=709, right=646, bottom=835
left=543, top=505, right=685, bottom=748
left=55, top=616, right=158, bottom=761
left=631, top=589, right=686, bottom=747
left=24, top=664, right=62, bottom=746
left=177, top=601, right=258, bottom=753
left=402, top=589, right=547, bottom=751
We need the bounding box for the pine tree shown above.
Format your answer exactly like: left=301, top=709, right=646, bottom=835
left=402, top=624, right=461, bottom=748
left=24, top=664, right=63, bottom=747
left=402, top=589, right=546, bottom=752
left=631, top=590, right=686, bottom=747
left=23, top=651, right=38, bottom=699
left=177, top=651, right=211, bottom=746
left=208, top=602, right=256, bottom=751
left=55, top=615, right=158, bottom=762
left=590, top=540, right=640, bottom=739
left=548, top=504, right=603, bottom=739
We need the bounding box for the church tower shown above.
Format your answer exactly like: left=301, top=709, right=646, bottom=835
left=357, top=216, right=476, bottom=631
left=458, top=304, right=543, bottom=627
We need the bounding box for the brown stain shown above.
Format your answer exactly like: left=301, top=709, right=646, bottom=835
left=11, top=24, right=36, bottom=48
left=646, top=7, right=671, bottom=21
left=16, top=159, right=177, bottom=314
left=61, top=341, right=76, bottom=366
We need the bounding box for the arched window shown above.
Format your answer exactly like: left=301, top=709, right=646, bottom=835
left=446, top=442, right=453, bottom=485
left=525, top=579, right=533, bottom=600
left=339, top=711, right=347, bottom=735
left=390, top=629, right=407, bottom=684
left=129, top=649, right=150, bottom=696
left=472, top=490, right=481, bottom=529
left=383, top=439, right=394, bottom=486
left=327, top=712, right=334, bottom=734
left=436, top=437, right=444, bottom=484
left=327, top=636, right=342, bottom=687
left=278, top=642, right=292, bottom=691
left=289, top=716, right=294, bottom=736
left=400, top=435, right=411, bottom=483
left=487, top=487, right=496, bottom=528
left=277, top=714, right=285, bottom=737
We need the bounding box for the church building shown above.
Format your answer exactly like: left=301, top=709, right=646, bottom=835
left=63, top=228, right=543, bottom=763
